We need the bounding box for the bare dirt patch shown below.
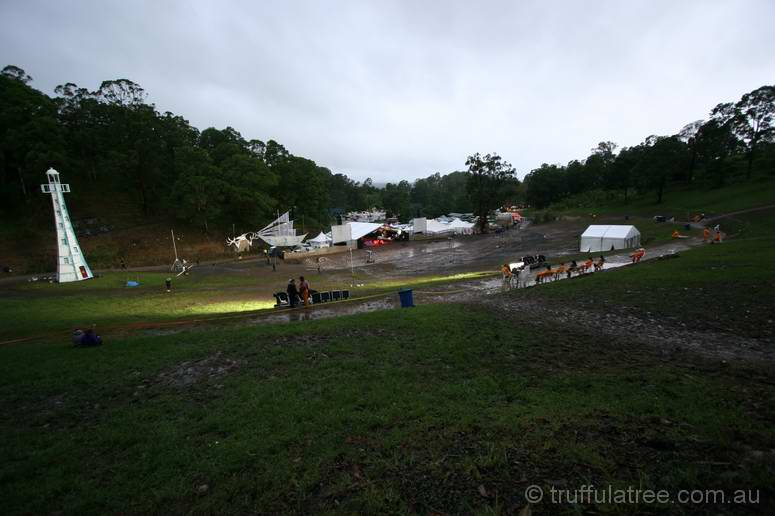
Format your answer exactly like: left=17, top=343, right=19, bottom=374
left=152, top=351, right=242, bottom=389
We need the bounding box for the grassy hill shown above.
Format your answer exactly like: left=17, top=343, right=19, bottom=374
left=0, top=179, right=773, bottom=515
left=529, top=177, right=775, bottom=220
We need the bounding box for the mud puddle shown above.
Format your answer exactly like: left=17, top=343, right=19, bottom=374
left=248, top=297, right=399, bottom=324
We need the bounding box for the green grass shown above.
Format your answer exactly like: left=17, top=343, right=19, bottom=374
left=1, top=304, right=773, bottom=514
left=529, top=178, right=775, bottom=219
left=517, top=210, right=775, bottom=340
left=0, top=270, right=498, bottom=341
left=1, top=190, right=773, bottom=514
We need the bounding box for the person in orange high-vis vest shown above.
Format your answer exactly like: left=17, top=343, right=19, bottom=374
left=703, top=227, right=710, bottom=242
left=299, top=276, right=311, bottom=306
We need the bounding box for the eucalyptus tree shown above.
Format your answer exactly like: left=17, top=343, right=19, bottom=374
left=733, top=85, right=775, bottom=179
left=466, top=152, right=516, bottom=231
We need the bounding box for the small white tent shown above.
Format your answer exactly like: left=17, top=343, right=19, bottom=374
left=580, top=225, right=641, bottom=252
left=308, top=232, right=331, bottom=248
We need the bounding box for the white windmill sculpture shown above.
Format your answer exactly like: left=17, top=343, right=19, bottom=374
left=40, top=168, right=94, bottom=282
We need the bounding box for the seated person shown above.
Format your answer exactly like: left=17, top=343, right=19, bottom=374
left=73, top=328, right=102, bottom=346
left=630, top=248, right=646, bottom=263
left=567, top=260, right=578, bottom=278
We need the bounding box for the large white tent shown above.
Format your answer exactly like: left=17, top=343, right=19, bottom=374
left=580, top=225, right=641, bottom=252
left=411, top=217, right=476, bottom=235
left=448, top=218, right=475, bottom=234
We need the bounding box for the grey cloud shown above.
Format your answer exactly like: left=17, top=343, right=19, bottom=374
left=2, top=0, right=773, bottom=181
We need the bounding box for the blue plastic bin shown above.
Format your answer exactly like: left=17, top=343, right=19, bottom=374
left=398, top=288, right=414, bottom=308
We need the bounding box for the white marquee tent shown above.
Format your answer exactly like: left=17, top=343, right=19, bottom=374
left=580, top=225, right=641, bottom=252
left=448, top=218, right=475, bottom=234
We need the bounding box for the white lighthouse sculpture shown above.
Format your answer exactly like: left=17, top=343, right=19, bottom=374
left=40, top=168, right=93, bottom=282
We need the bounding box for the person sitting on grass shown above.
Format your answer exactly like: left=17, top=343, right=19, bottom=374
left=672, top=229, right=689, bottom=239
left=73, top=327, right=102, bottom=347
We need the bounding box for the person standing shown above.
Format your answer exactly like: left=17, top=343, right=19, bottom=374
left=501, top=263, right=513, bottom=290
left=287, top=279, right=299, bottom=308
left=299, top=276, right=311, bottom=306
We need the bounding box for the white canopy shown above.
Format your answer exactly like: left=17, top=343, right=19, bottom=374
left=580, top=225, right=640, bottom=252
left=448, top=218, right=474, bottom=229
left=425, top=219, right=454, bottom=234
left=411, top=217, right=474, bottom=235
left=309, top=232, right=331, bottom=244
left=331, top=222, right=382, bottom=243
left=348, top=222, right=382, bottom=240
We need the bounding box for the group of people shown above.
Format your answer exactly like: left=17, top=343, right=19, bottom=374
left=501, top=263, right=531, bottom=289
left=503, top=255, right=611, bottom=288
left=673, top=224, right=722, bottom=243
left=703, top=225, right=722, bottom=243
left=286, top=276, right=311, bottom=308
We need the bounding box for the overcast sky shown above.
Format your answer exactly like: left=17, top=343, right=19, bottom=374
left=1, top=0, right=773, bottom=182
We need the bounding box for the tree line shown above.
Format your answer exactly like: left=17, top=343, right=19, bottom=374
left=0, top=66, right=403, bottom=232
left=523, top=86, right=775, bottom=209
left=2, top=64, right=772, bottom=235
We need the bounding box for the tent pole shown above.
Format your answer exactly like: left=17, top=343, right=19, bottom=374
left=171, top=229, right=178, bottom=261
left=349, top=247, right=354, bottom=287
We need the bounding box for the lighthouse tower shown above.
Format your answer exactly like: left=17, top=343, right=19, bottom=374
left=40, top=168, right=93, bottom=282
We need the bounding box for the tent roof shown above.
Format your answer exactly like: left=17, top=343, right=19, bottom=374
left=448, top=217, right=474, bottom=228
left=426, top=219, right=454, bottom=233
left=581, top=225, right=640, bottom=239
left=309, top=231, right=330, bottom=243
left=348, top=222, right=382, bottom=240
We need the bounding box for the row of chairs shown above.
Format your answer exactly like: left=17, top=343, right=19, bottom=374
left=311, top=290, right=350, bottom=303
left=273, top=289, right=351, bottom=307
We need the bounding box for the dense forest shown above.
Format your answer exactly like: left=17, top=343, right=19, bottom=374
left=1, top=64, right=773, bottom=236
left=523, top=86, right=775, bottom=209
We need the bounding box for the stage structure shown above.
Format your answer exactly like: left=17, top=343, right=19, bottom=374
left=226, top=211, right=307, bottom=251
left=40, top=168, right=93, bottom=282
